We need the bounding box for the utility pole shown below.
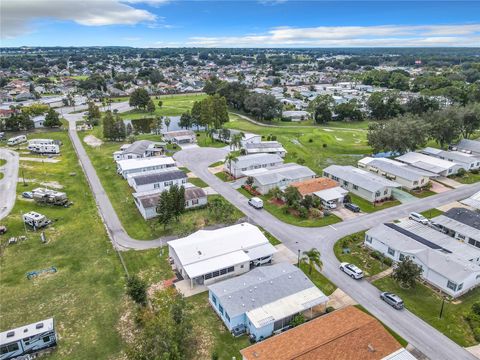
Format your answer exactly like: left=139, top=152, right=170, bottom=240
left=439, top=297, right=446, bottom=319
left=297, top=249, right=301, bottom=267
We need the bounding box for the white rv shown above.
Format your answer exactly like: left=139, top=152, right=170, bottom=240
left=7, top=135, right=27, bottom=146
left=28, top=144, right=60, bottom=154
left=0, top=318, right=57, bottom=360
left=28, top=138, right=54, bottom=146
left=23, top=211, right=51, bottom=229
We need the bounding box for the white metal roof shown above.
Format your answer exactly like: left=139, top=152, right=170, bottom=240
left=323, top=165, right=400, bottom=192
left=0, top=318, right=54, bottom=345
left=117, top=156, right=175, bottom=171
left=461, top=191, right=480, bottom=210
left=395, top=152, right=458, bottom=173
left=382, top=349, right=417, bottom=360
left=313, top=186, right=348, bottom=201
left=184, top=250, right=251, bottom=278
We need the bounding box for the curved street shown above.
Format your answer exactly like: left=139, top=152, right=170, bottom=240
left=0, top=148, right=19, bottom=221
left=62, top=104, right=480, bottom=360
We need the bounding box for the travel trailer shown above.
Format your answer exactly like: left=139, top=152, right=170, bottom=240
left=28, top=138, right=55, bottom=146
left=28, top=144, right=60, bottom=154
left=22, top=211, right=51, bottom=229
left=7, top=135, right=27, bottom=146
left=32, top=188, right=69, bottom=206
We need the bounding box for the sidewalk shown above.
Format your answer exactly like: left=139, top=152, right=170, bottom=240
left=367, top=267, right=393, bottom=283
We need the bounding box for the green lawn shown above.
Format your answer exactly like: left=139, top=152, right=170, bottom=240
left=0, top=132, right=126, bottom=359
left=238, top=188, right=342, bottom=228
left=196, top=132, right=227, bottom=148
left=334, top=231, right=389, bottom=277
left=374, top=277, right=480, bottom=347
left=226, top=114, right=371, bottom=173
left=299, top=262, right=337, bottom=296
left=78, top=132, right=243, bottom=239
left=188, top=177, right=209, bottom=188
left=215, top=171, right=231, bottom=182
left=451, top=171, right=480, bottom=184
left=408, top=188, right=437, bottom=198
left=121, top=248, right=174, bottom=285
left=209, top=161, right=224, bottom=168
left=420, top=208, right=444, bottom=219
left=187, top=292, right=250, bottom=359
left=348, top=193, right=401, bottom=213
left=0, top=158, right=6, bottom=166
left=119, top=94, right=207, bottom=119
left=258, top=227, right=282, bottom=246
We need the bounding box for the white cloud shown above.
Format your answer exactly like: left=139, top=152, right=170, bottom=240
left=186, top=24, right=480, bottom=47
left=0, top=0, right=162, bottom=38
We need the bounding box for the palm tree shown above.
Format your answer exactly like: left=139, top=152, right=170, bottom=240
left=301, top=248, right=323, bottom=274
left=224, top=153, right=238, bottom=178
left=230, top=132, right=245, bottom=150
left=164, top=117, right=171, bottom=132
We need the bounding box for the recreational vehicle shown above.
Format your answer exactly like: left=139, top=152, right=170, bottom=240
left=23, top=211, right=51, bottom=229
left=28, top=144, right=60, bottom=155
left=28, top=139, right=55, bottom=146
left=32, top=188, right=69, bottom=206
left=0, top=318, right=57, bottom=360
left=7, top=135, right=27, bottom=146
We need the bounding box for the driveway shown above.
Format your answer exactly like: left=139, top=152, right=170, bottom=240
left=431, top=180, right=452, bottom=193
left=0, top=148, right=19, bottom=221
left=331, top=206, right=364, bottom=220
left=392, top=188, right=418, bottom=204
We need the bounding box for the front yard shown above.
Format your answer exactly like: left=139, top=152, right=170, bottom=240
left=333, top=231, right=391, bottom=277
left=348, top=193, right=401, bottom=213
left=374, top=276, right=480, bottom=347
left=450, top=171, right=480, bottom=184
left=420, top=208, right=444, bottom=219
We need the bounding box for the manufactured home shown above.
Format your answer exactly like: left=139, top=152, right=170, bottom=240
left=28, top=139, right=55, bottom=146
left=224, top=153, right=284, bottom=178
left=116, top=157, right=176, bottom=179
left=127, top=168, right=187, bottom=193
left=32, top=188, right=68, bottom=206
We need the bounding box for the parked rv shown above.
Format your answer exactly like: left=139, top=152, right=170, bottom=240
left=7, top=135, right=27, bottom=146
left=28, top=138, right=55, bottom=146
left=32, top=188, right=69, bottom=206
left=22, top=211, right=51, bottom=229
left=28, top=144, right=60, bottom=155
left=0, top=318, right=57, bottom=360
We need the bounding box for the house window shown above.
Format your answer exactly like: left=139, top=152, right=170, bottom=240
left=220, top=268, right=227, bottom=275
left=213, top=270, right=220, bottom=278
left=457, top=234, right=465, bottom=240
left=457, top=283, right=463, bottom=291
left=225, top=312, right=231, bottom=322
left=365, top=235, right=372, bottom=243
left=375, top=191, right=381, bottom=197
left=43, top=336, right=50, bottom=343
left=191, top=199, right=199, bottom=205
left=205, top=273, right=212, bottom=280
left=211, top=294, right=217, bottom=305
left=399, top=254, right=405, bottom=261
left=447, top=281, right=457, bottom=291
left=384, top=189, right=388, bottom=195
left=353, top=185, right=358, bottom=190
left=387, top=247, right=395, bottom=256
left=343, top=181, right=349, bottom=186
left=227, top=266, right=235, bottom=273
left=219, top=304, right=224, bottom=315
left=154, top=183, right=160, bottom=189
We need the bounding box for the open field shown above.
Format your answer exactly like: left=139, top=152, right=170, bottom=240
left=78, top=131, right=243, bottom=239
left=225, top=114, right=371, bottom=173
left=0, top=132, right=126, bottom=359
left=374, top=276, right=480, bottom=347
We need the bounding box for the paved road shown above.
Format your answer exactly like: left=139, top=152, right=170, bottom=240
left=0, top=148, right=20, bottom=221
left=174, top=146, right=480, bottom=360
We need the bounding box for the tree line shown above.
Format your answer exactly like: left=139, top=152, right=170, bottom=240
left=0, top=107, right=62, bottom=131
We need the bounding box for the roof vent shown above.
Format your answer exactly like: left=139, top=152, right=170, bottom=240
left=270, top=280, right=273, bottom=284
left=252, top=298, right=255, bottom=302
left=35, top=322, right=44, bottom=330
left=367, top=344, right=376, bottom=353
left=242, top=303, right=245, bottom=307
left=6, top=331, right=14, bottom=338
left=197, top=250, right=202, bottom=255
left=288, top=275, right=292, bottom=279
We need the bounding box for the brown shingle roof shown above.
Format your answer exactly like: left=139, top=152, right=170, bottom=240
left=240, top=306, right=402, bottom=360
left=290, top=177, right=338, bottom=196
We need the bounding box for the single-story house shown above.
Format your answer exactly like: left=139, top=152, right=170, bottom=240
left=32, top=115, right=45, bottom=128
left=431, top=207, right=480, bottom=250
left=133, top=185, right=207, bottom=220
left=243, top=163, right=316, bottom=194
left=163, top=130, right=196, bottom=144
left=168, top=223, right=277, bottom=289
left=365, top=221, right=480, bottom=298
left=358, top=157, right=431, bottom=190
left=453, top=139, right=480, bottom=156
left=213, top=129, right=262, bottom=148
left=282, top=110, right=310, bottom=122
left=245, top=141, right=287, bottom=158
left=323, top=165, right=400, bottom=203
left=395, top=152, right=462, bottom=177
left=127, top=168, right=187, bottom=193
left=113, top=140, right=165, bottom=161
left=225, top=153, right=284, bottom=179
left=421, top=147, right=480, bottom=171
left=116, top=156, right=176, bottom=179
left=208, top=263, right=329, bottom=340
left=240, top=306, right=412, bottom=360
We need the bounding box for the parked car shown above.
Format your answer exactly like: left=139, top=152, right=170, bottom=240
left=252, top=255, right=273, bottom=267
left=22, top=191, right=33, bottom=199
left=380, top=292, right=404, bottom=309
left=248, top=197, right=264, bottom=209
left=344, top=203, right=360, bottom=213
left=322, top=200, right=337, bottom=209
left=339, top=262, right=364, bottom=279
left=409, top=212, right=429, bottom=225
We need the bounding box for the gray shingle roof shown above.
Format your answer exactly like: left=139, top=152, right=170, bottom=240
left=208, top=263, right=317, bottom=318
left=132, top=169, right=187, bottom=186
left=457, top=139, right=480, bottom=154
left=124, top=140, right=154, bottom=156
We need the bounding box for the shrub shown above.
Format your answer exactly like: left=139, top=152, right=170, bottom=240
left=322, top=143, right=328, bottom=148
left=310, top=208, right=323, bottom=219
left=308, top=138, right=313, bottom=143
left=126, top=275, right=148, bottom=305
left=326, top=306, right=335, bottom=313
left=471, top=169, right=479, bottom=175
left=297, top=158, right=306, bottom=165
left=457, top=168, right=467, bottom=177
left=299, top=207, right=308, bottom=219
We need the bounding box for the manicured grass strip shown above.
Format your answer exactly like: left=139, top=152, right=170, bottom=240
left=0, top=158, right=7, bottom=166
left=408, top=189, right=436, bottom=198
left=373, top=276, right=480, bottom=347
left=258, top=227, right=281, bottom=245
left=215, top=171, right=231, bottom=182
left=188, top=177, right=209, bottom=188
left=196, top=132, right=227, bottom=148
left=354, top=305, right=408, bottom=347
left=333, top=231, right=389, bottom=277
left=451, top=172, right=480, bottom=184
left=209, top=161, right=224, bottom=168
left=420, top=208, right=444, bottom=219
left=348, top=193, right=401, bottom=213
left=299, top=262, right=337, bottom=296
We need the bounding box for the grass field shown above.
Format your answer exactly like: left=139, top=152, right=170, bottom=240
left=333, top=231, right=389, bottom=277
left=0, top=132, right=126, bottom=360
left=348, top=193, right=401, bottom=213
left=420, top=208, right=444, bottom=219
left=299, top=262, right=337, bottom=296
left=196, top=132, right=227, bottom=148
left=225, top=114, right=371, bottom=174
left=78, top=132, right=243, bottom=239
left=451, top=171, right=480, bottom=184
left=374, top=276, right=480, bottom=347
left=188, top=176, right=209, bottom=188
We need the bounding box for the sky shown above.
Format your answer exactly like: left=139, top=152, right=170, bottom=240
left=1, top=0, right=480, bottom=48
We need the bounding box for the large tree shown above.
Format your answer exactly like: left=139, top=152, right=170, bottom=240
left=392, top=257, right=423, bottom=289
left=244, top=93, right=282, bottom=121
left=428, top=107, right=462, bottom=148
left=367, top=91, right=404, bottom=120
left=335, top=99, right=363, bottom=122
left=309, top=95, right=335, bottom=124
left=44, top=108, right=62, bottom=128
left=129, top=88, right=150, bottom=110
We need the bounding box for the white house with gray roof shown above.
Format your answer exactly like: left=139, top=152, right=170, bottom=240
left=243, top=163, right=316, bottom=194
left=208, top=263, right=329, bottom=340
left=395, top=152, right=462, bottom=177
left=116, top=156, right=176, bottom=179
left=358, top=157, right=431, bottom=190
left=365, top=221, right=480, bottom=297
left=420, top=147, right=480, bottom=171
left=431, top=207, right=480, bottom=250
left=127, top=168, right=187, bottom=193
left=323, top=165, right=400, bottom=203
left=168, top=223, right=277, bottom=289
left=113, top=140, right=165, bottom=161
left=454, top=139, right=480, bottom=156
left=225, top=153, right=284, bottom=178
left=245, top=141, right=287, bottom=158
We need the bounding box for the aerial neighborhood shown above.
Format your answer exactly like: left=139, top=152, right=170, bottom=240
left=1, top=5, right=480, bottom=359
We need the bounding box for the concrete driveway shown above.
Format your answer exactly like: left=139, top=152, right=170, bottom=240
left=392, top=188, right=418, bottom=204
left=331, top=206, right=364, bottom=220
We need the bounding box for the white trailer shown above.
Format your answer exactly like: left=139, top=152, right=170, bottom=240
left=7, top=135, right=27, bottom=146
left=0, top=318, right=57, bottom=360
left=28, top=138, right=54, bottom=146
left=23, top=211, right=51, bottom=229
left=32, top=188, right=69, bottom=206
left=28, top=144, right=60, bottom=154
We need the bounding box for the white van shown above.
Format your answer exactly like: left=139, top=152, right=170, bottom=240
left=248, top=197, right=263, bottom=209
left=322, top=199, right=337, bottom=209
left=7, top=135, right=27, bottom=146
